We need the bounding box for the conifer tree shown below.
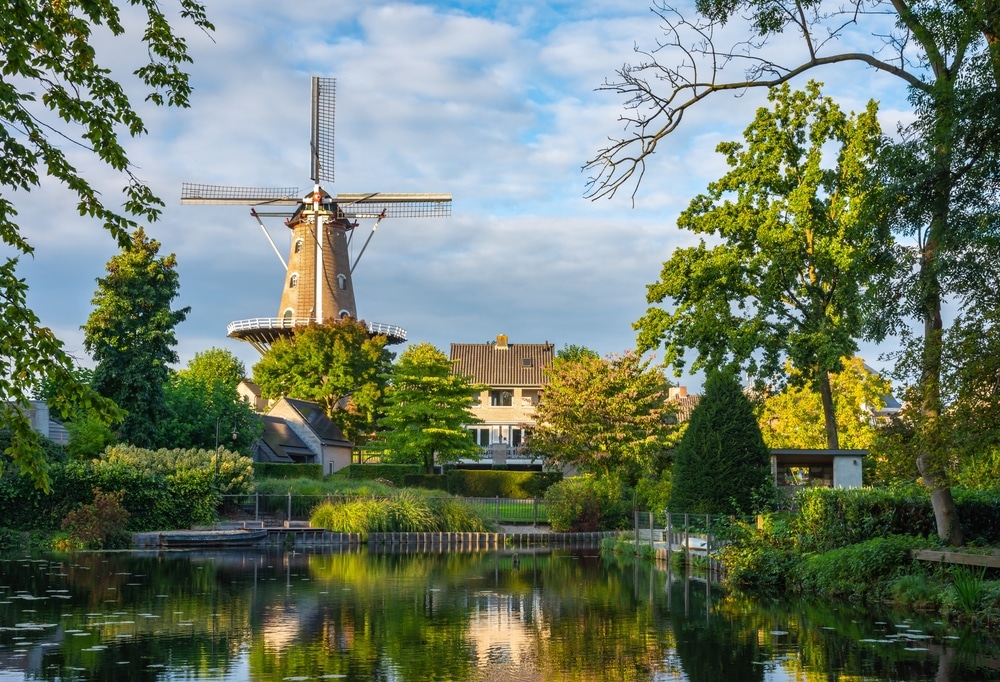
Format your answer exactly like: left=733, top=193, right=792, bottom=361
left=669, top=369, right=772, bottom=515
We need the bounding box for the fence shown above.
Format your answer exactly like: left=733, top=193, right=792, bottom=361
left=631, top=510, right=740, bottom=578
left=218, top=493, right=549, bottom=526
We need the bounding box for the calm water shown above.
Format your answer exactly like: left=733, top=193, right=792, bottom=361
left=0, top=547, right=998, bottom=681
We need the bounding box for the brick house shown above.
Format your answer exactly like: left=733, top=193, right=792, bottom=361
left=449, top=334, right=555, bottom=467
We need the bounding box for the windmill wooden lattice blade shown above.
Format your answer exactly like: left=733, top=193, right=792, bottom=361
left=335, top=193, right=452, bottom=219
left=180, top=183, right=300, bottom=206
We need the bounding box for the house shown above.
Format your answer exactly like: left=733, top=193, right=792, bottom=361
left=252, top=397, right=353, bottom=475
left=450, top=334, right=555, bottom=467
left=237, top=379, right=270, bottom=413
left=6, top=400, right=69, bottom=445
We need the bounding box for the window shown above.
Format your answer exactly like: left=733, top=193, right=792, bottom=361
left=469, top=427, right=490, bottom=447
left=337, top=273, right=347, bottom=290
left=522, top=358, right=533, bottom=367
left=281, top=309, right=294, bottom=326
left=490, top=390, right=513, bottom=407
left=294, top=239, right=304, bottom=253
left=289, top=273, right=298, bottom=288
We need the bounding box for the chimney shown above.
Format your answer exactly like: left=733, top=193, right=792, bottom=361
left=668, top=386, right=688, bottom=399
left=496, top=334, right=509, bottom=350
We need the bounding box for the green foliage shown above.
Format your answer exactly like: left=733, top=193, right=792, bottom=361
left=530, top=350, right=673, bottom=485
left=378, top=342, right=483, bottom=473
left=798, top=535, right=931, bottom=601
left=718, top=515, right=801, bottom=592
left=949, top=567, right=987, bottom=615
left=794, top=486, right=936, bottom=553
left=65, top=416, right=118, bottom=460
left=0, top=0, right=211, bottom=491
left=83, top=228, right=190, bottom=447
left=254, top=463, right=323, bottom=480
left=544, top=475, right=631, bottom=532
left=309, top=492, right=491, bottom=537
left=670, top=368, right=773, bottom=515
left=254, top=476, right=395, bottom=498
left=60, top=488, right=131, bottom=550
left=635, top=83, right=883, bottom=450
left=100, top=444, right=255, bottom=496
left=889, top=573, right=942, bottom=611
left=179, top=347, right=246, bottom=388
left=157, top=369, right=262, bottom=451
left=345, top=463, right=421, bottom=486
left=252, top=320, right=393, bottom=443
left=445, top=469, right=561, bottom=498
left=403, top=474, right=449, bottom=491
left=0, top=528, right=25, bottom=550
left=759, top=358, right=892, bottom=450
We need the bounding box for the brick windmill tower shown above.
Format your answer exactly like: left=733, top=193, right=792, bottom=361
left=182, top=77, right=451, bottom=353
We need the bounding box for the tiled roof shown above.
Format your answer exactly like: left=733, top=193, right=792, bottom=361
left=450, top=341, right=555, bottom=387
left=284, top=398, right=352, bottom=446
left=255, top=415, right=312, bottom=463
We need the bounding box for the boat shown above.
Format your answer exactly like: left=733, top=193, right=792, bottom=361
left=157, top=528, right=268, bottom=548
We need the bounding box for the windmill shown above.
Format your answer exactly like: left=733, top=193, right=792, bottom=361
left=181, top=77, right=451, bottom=354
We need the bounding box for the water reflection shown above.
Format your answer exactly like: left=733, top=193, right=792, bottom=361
left=0, top=548, right=997, bottom=681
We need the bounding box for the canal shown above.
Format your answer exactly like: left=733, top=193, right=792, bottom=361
left=0, top=548, right=998, bottom=680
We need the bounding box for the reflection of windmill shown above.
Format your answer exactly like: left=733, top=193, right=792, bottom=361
left=182, top=77, right=451, bottom=354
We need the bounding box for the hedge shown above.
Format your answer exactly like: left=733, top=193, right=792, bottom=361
left=793, top=486, right=1000, bottom=552
left=254, top=463, right=323, bottom=480
left=403, top=474, right=449, bottom=491
left=344, top=463, right=421, bottom=486
left=444, top=470, right=562, bottom=498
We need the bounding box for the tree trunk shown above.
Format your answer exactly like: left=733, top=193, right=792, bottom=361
left=817, top=370, right=839, bottom=450
left=917, top=142, right=963, bottom=546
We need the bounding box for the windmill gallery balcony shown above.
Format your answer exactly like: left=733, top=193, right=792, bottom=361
left=227, top=317, right=407, bottom=353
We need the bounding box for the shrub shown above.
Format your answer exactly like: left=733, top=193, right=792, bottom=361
left=793, top=486, right=935, bottom=553
left=404, top=474, right=449, bottom=491
left=797, top=535, right=931, bottom=601
left=309, top=493, right=491, bottom=536
left=102, top=444, right=255, bottom=495
left=889, top=573, right=942, bottom=610
left=718, top=515, right=800, bottom=592
left=544, top=475, right=631, bottom=532
left=60, top=489, right=131, bottom=549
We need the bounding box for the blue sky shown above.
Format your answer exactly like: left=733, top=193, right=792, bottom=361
left=16, top=1, right=914, bottom=389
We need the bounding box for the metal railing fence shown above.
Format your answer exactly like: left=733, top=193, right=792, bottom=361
left=218, top=493, right=549, bottom=526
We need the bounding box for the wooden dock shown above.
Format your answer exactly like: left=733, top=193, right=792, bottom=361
left=912, top=549, right=1000, bottom=568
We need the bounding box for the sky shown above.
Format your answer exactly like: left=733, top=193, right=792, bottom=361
left=15, top=0, right=917, bottom=391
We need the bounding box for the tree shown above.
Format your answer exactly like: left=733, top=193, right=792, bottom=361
left=588, top=0, right=1000, bottom=544
left=759, top=357, right=893, bottom=451
left=252, top=320, right=393, bottom=443
left=635, top=82, right=882, bottom=451
left=669, top=368, right=773, bottom=515
left=378, top=343, right=482, bottom=473
left=83, top=228, right=189, bottom=447
left=529, top=350, right=673, bottom=485
left=178, top=347, right=246, bottom=388
left=0, top=3, right=213, bottom=489
left=556, top=344, right=600, bottom=362
left=158, top=370, right=261, bottom=452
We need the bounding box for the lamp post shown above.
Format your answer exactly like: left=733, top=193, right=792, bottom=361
left=214, top=416, right=239, bottom=489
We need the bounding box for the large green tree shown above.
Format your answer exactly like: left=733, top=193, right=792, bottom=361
left=529, top=350, right=673, bottom=486
left=0, top=1, right=210, bottom=488
left=669, top=368, right=773, bottom=515
left=252, top=320, right=393, bottom=443
left=635, top=82, right=882, bottom=451
left=83, top=228, right=189, bottom=447
left=379, top=343, right=482, bottom=473
left=588, top=0, right=1000, bottom=544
